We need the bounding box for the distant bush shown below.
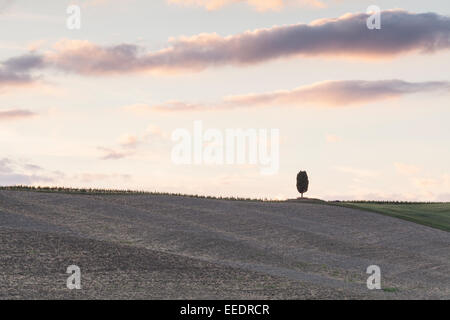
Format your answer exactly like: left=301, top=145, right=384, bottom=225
left=0, top=185, right=283, bottom=202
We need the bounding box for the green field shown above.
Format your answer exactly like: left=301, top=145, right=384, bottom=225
left=335, top=202, right=450, bottom=232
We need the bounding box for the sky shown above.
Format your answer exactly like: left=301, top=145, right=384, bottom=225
left=1, top=0, right=449, bottom=201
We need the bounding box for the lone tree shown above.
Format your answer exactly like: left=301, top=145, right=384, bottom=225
left=296, top=171, right=309, bottom=198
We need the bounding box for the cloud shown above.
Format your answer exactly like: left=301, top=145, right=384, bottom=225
left=97, top=147, right=135, bottom=160
left=392, top=163, right=450, bottom=201
left=3, top=10, right=450, bottom=76
left=43, top=40, right=143, bottom=75
left=411, top=174, right=450, bottom=200
left=2, top=54, right=45, bottom=72
left=0, top=158, right=56, bottom=185
left=117, top=128, right=166, bottom=148
left=394, top=162, right=420, bottom=176
left=0, top=69, right=35, bottom=88
left=0, top=54, right=41, bottom=90
left=78, top=0, right=325, bottom=11
left=412, top=174, right=450, bottom=189
left=227, top=80, right=450, bottom=107
left=325, top=169, right=450, bottom=202
left=325, top=134, right=341, bottom=143
left=118, top=134, right=140, bottom=148
left=100, top=125, right=167, bottom=160
left=0, top=157, right=133, bottom=187
left=123, top=80, right=450, bottom=112
left=167, top=0, right=326, bottom=11
left=0, top=109, right=36, bottom=121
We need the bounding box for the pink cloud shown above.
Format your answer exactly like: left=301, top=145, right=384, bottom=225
left=98, top=147, right=134, bottom=160
left=99, top=125, right=167, bottom=160
left=167, top=0, right=326, bottom=11
left=122, top=80, right=450, bottom=112
left=3, top=10, right=450, bottom=77
left=0, top=70, right=36, bottom=89
left=118, top=134, right=140, bottom=148
left=0, top=109, right=36, bottom=121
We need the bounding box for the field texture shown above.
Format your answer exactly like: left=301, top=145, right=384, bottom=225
left=336, top=202, right=450, bottom=232
left=0, top=190, right=449, bottom=299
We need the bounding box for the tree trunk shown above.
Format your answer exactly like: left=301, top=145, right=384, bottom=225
left=301, top=193, right=303, bottom=198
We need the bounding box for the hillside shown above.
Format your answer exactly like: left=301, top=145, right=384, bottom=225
left=0, top=190, right=449, bottom=299
left=334, top=202, right=450, bottom=232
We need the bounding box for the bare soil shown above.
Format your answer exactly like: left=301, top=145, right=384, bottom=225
left=0, top=190, right=448, bottom=299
